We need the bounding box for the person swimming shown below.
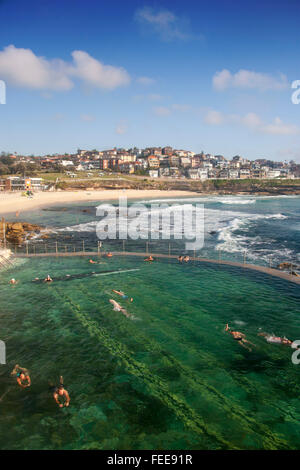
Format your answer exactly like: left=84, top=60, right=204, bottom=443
left=144, top=255, right=154, bottom=262
left=225, top=324, right=254, bottom=351
left=113, top=290, right=133, bottom=302
left=89, top=259, right=97, bottom=264
left=107, top=252, right=113, bottom=258
left=51, top=376, right=70, bottom=408
left=178, top=256, right=184, bottom=263
left=258, top=332, right=294, bottom=347
left=9, top=278, right=17, bottom=285
left=109, top=299, right=132, bottom=318
left=183, top=256, right=190, bottom=263
left=11, top=364, right=31, bottom=388
left=44, top=274, right=53, bottom=283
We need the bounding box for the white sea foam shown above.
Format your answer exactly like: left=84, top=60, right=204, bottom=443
left=56, top=199, right=294, bottom=264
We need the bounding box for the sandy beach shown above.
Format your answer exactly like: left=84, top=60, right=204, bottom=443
left=0, top=189, right=199, bottom=215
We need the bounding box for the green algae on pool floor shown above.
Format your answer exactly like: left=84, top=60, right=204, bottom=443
left=0, top=255, right=299, bottom=449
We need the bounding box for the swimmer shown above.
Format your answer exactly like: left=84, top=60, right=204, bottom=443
left=178, top=256, right=184, bottom=263
left=183, top=256, right=190, bottom=263
left=51, top=376, right=70, bottom=408
left=107, top=252, right=113, bottom=258
left=109, top=299, right=132, bottom=318
left=89, top=259, right=97, bottom=264
left=144, top=255, right=154, bottom=262
left=113, top=289, right=127, bottom=299
left=258, top=332, right=294, bottom=347
left=225, top=324, right=254, bottom=352
left=44, top=274, right=53, bottom=283
left=9, top=278, right=18, bottom=285
left=11, top=364, right=31, bottom=388
left=113, top=289, right=134, bottom=302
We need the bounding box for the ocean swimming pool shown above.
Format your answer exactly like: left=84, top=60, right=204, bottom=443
left=0, top=255, right=299, bottom=449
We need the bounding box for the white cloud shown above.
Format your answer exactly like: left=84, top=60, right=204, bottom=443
left=0, top=45, right=130, bottom=91
left=204, top=110, right=224, bottom=125
left=152, top=103, right=192, bottom=116
left=135, top=7, right=194, bottom=42
left=137, top=76, right=156, bottom=85
left=148, top=93, right=163, bottom=101
left=213, top=69, right=288, bottom=91
left=204, top=109, right=300, bottom=135
left=115, top=120, right=128, bottom=135
left=0, top=45, right=73, bottom=90
left=153, top=106, right=171, bottom=116
left=70, top=50, right=130, bottom=89
left=262, top=117, right=299, bottom=135
left=172, top=104, right=191, bottom=112
left=81, top=114, right=95, bottom=122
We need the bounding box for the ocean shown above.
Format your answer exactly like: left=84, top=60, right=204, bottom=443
left=0, top=194, right=299, bottom=449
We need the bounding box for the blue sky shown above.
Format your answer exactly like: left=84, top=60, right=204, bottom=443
left=0, top=0, right=300, bottom=161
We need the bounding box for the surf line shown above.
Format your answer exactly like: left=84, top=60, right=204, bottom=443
left=54, top=288, right=236, bottom=449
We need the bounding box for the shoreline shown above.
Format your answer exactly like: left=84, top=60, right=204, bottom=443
left=0, top=189, right=299, bottom=217
left=0, top=189, right=201, bottom=216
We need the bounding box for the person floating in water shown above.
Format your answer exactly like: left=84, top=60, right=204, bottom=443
left=89, top=259, right=97, bottom=264
left=44, top=274, right=53, bottom=283
left=51, top=376, right=70, bottom=408
left=178, top=256, right=184, bottom=263
left=225, top=324, right=254, bottom=351
left=113, top=289, right=133, bottom=302
left=144, top=255, right=154, bottom=262
left=107, top=252, right=113, bottom=258
left=9, top=278, right=18, bottom=285
left=258, top=332, right=294, bottom=347
left=183, top=256, right=190, bottom=263
left=11, top=364, right=31, bottom=388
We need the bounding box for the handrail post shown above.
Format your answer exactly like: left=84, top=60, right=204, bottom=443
left=168, top=243, right=171, bottom=258
left=243, top=251, right=246, bottom=265
left=82, top=240, right=85, bottom=253
left=55, top=241, right=58, bottom=255
left=26, top=243, right=28, bottom=256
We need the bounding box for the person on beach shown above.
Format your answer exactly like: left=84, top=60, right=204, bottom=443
left=44, top=274, right=53, bottom=283
left=51, top=376, right=70, bottom=408
left=11, top=365, right=31, bottom=388
left=225, top=324, right=254, bottom=351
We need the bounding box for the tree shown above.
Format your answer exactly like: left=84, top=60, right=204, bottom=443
left=0, top=163, right=8, bottom=175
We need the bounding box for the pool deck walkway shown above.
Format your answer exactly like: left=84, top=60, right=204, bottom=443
left=14, top=250, right=300, bottom=285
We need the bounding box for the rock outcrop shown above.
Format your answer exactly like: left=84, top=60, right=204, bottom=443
left=0, top=221, right=43, bottom=244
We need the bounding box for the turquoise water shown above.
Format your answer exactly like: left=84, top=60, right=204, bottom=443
left=0, top=254, right=299, bottom=450
left=6, top=194, right=300, bottom=267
